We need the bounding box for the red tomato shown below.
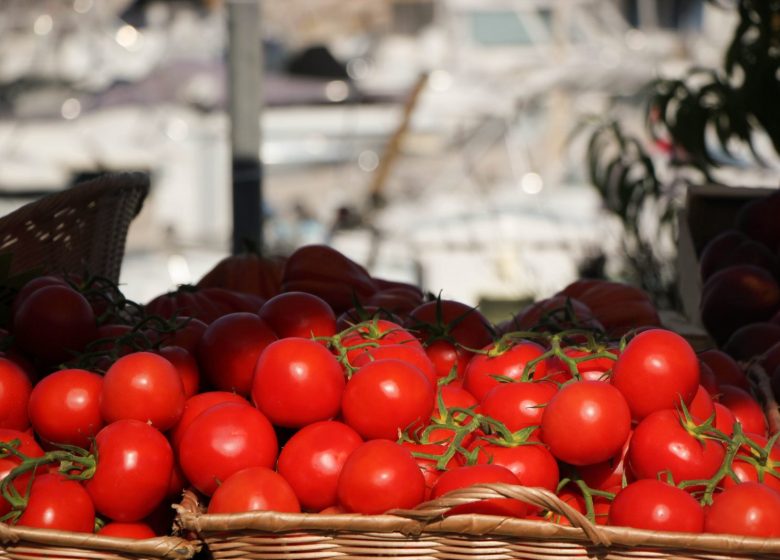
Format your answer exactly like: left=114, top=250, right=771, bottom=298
left=168, top=391, right=250, bottom=451
left=401, top=441, right=459, bottom=499
left=0, top=428, right=44, bottom=516
left=350, top=344, right=437, bottom=388
left=177, top=403, right=278, bottom=496
left=424, top=340, right=471, bottom=382
left=578, top=435, right=631, bottom=491
left=431, top=464, right=527, bottom=518
left=463, top=341, right=549, bottom=401
left=472, top=442, right=559, bottom=492
left=339, top=320, right=423, bottom=364
left=698, top=349, right=748, bottom=390
left=689, top=385, right=715, bottom=422
left=85, top=420, right=173, bottom=522
left=28, top=368, right=103, bottom=448
left=713, top=402, right=737, bottom=435
left=717, top=384, right=768, bottom=436
left=16, top=473, right=95, bottom=532
left=197, top=312, right=277, bottom=395
left=479, top=381, right=557, bottom=433
left=611, top=329, right=699, bottom=421
left=98, top=522, right=156, bottom=539
left=705, top=483, right=780, bottom=537
left=546, top=347, right=617, bottom=383
left=628, top=409, right=725, bottom=482
left=722, top=434, right=780, bottom=492
left=276, top=421, right=362, bottom=512
left=0, top=358, right=32, bottom=430
left=342, top=359, right=434, bottom=440
left=437, top=385, right=479, bottom=413
left=101, top=352, right=185, bottom=431
left=208, top=467, right=300, bottom=514
left=157, top=346, right=200, bottom=399
left=609, top=479, right=704, bottom=532
left=252, top=338, right=345, bottom=428
left=258, top=292, right=337, bottom=339
left=541, top=381, right=631, bottom=466
left=337, top=440, right=425, bottom=514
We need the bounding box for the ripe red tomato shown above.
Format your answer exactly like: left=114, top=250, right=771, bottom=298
left=472, top=441, right=560, bottom=492
left=177, top=403, right=278, bottom=496
left=0, top=428, right=44, bottom=516
left=258, top=292, right=337, bottom=339
left=208, top=467, right=300, bottom=514
left=342, top=359, right=434, bottom=440
left=424, top=340, right=471, bottom=382
left=85, top=419, right=173, bottom=522
left=0, top=357, right=32, bottom=430
left=705, top=483, right=780, bottom=537
left=252, top=338, right=345, bottom=428
left=339, top=320, right=423, bottom=364
left=689, top=385, right=715, bottom=422
left=101, top=352, right=185, bottom=431
left=541, top=381, right=631, bottom=466
left=28, top=368, right=103, bottom=448
left=611, top=329, right=699, bottom=421
left=197, top=312, right=277, bottom=395
left=16, top=473, right=95, bottom=532
left=98, top=522, right=156, bottom=539
left=157, top=346, right=200, bottom=399
left=276, top=421, right=362, bottom=512
left=350, top=344, right=437, bottom=388
left=713, top=402, right=737, bottom=435
left=479, top=381, right=557, bottom=433
left=400, top=441, right=459, bottom=499
left=546, top=347, right=617, bottom=383
left=717, top=384, right=767, bottom=436
left=169, top=391, right=250, bottom=451
left=337, top=440, right=425, bottom=514
left=431, top=464, right=527, bottom=518
left=463, top=341, right=549, bottom=401
left=578, top=435, right=631, bottom=491
left=722, top=434, right=780, bottom=492
left=609, top=479, right=704, bottom=532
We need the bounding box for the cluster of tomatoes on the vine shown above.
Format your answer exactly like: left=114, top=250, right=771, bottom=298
left=0, top=271, right=778, bottom=540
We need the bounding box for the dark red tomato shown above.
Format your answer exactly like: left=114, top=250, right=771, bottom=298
left=611, top=329, right=699, bottom=421
left=350, top=344, right=437, bottom=388
left=276, top=421, right=362, bottom=511
left=407, top=300, right=493, bottom=352
left=541, top=381, right=631, bottom=466
left=717, top=384, right=768, bottom=436
left=463, top=341, right=549, bottom=401
left=169, top=391, right=250, bottom=451
left=157, top=346, right=200, bottom=399
left=11, top=275, right=67, bottom=317
left=337, top=440, right=425, bottom=514
left=698, top=360, right=719, bottom=395
left=480, top=381, right=557, bottom=433
left=342, top=359, right=434, bottom=440
left=628, top=409, right=725, bottom=482
left=431, top=464, right=527, bottom=518
left=101, top=352, right=185, bottom=431
left=0, top=357, right=32, bottom=430
left=85, top=419, right=173, bottom=522
left=705, top=483, right=780, bottom=537
left=28, top=368, right=103, bottom=448
left=401, top=441, right=459, bottom=499
left=178, top=403, right=278, bottom=496
left=698, top=349, right=748, bottom=390
left=208, top=467, right=300, bottom=514
left=98, top=522, right=156, bottom=539
left=472, top=442, right=559, bottom=492
left=13, top=284, right=97, bottom=366
left=578, top=435, right=631, bottom=491
left=159, top=317, right=208, bottom=354
left=424, top=340, right=471, bottom=382
left=252, top=338, right=345, bottom=428
left=609, top=479, right=704, bottom=532
left=689, top=385, right=715, bottom=422
left=713, top=402, right=737, bottom=435
left=0, top=428, right=44, bottom=516
left=197, top=312, right=277, bottom=395
left=258, top=292, right=337, bottom=339
left=16, top=473, right=95, bottom=532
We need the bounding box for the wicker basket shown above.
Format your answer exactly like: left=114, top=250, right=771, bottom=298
left=0, top=172, right=149, bottom=282
left=0, top=524, right=198, bottom=559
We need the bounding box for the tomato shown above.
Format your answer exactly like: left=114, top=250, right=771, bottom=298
left=85, top=420, right=173, bottom=522
left=705, top=483, right=780, bottom=537
left=0, top=428, right=44, bottom=516
left=424, top=340, right=471, bottom=382
left=98, top=522, right=157, bottom=539
left=472, top=441, right=559, bottom=492
left=717, top=384, right=767, bottom=436
left=276, top=421, right=362, bottom=511
left=698, top=349, right=749, bottom=390
left=350, top=344, right=437, bottom=388
left=401, top=441, right=459, bottom=499
left=407, top=300, right=493, bottom=352
left=13, top=284, right=97, bottom=366
left=16, top=473, right=95, bottom=532
left=628, top=409, right=725, bottom=482
left=157, top=346, right=200, bottom=399
left=252, top=338, right=345, bottom=428
left=258, top=292, right=337, bottom=339
left=713, top=402, right=737, bottom=435
left=546, top=347, right=617, bottom=383
left=28, top=368, right=103, bottom=448
left=169, top=391, right=250, bottom=451
left=11, top=275, right=68, bottom=317
left=463, top=341, right=549, bottom=401
left=342, top=359, right=434, bottom=440
left=208, top=467, right=300, bottom=514
left=722, top=434, right=780, bottom=492
left=101, top=352, right=185, bottom=431
left=479, top=381, right=557, bottom=433
left=611, top=329, right=699, bottom=421
left=337, top=440, right=425, bottom=514
left=0, top=357, right=32, bottom=430
left=339, top=320, right=423, bottom=364
left=159, top=317, right=208, bottom=354
left=177, top=403, right=278, bottom=496
left=689, top=385, right=715, bottom=422
left=541, top=381, right=631, bottom=466
left=698, top=360, right=719, bottom=395
left=197, top=312, right=277, bottom=395
left=578, top=435, right=631, bottom=491
left=608, top=479, right=703, bottom=532
left=431, top=464, right=527, bottom=518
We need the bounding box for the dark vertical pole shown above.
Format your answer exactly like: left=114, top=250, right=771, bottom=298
left=228, top=0, right=263, bottom=255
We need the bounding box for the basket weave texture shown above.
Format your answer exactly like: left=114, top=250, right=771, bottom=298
left=0, top=172, right=149, bottom=282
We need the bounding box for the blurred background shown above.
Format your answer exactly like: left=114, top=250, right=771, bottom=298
left=0, top=0, right=770, bottom=315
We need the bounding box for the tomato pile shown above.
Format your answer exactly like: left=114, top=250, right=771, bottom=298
left=0, top=244, right=778, bottom=541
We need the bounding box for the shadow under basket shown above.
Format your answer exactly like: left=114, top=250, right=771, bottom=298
left=0, top=172, right=150, bottom=282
